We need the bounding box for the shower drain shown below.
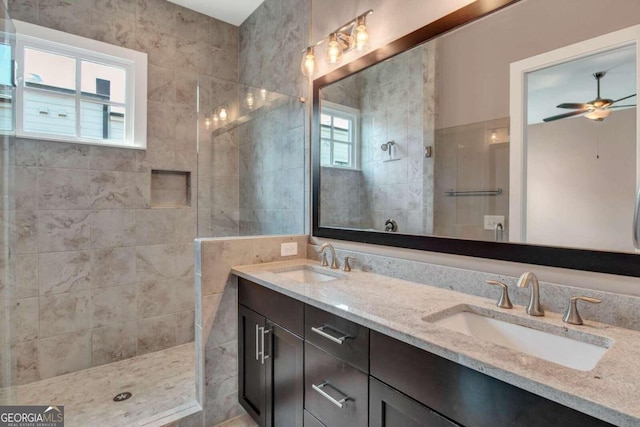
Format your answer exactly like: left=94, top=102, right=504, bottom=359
left=113, top=392, right=132, bottom=402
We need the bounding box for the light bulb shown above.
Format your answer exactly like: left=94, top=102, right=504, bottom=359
left=245, top=91, right=255, bottom=109
left=301, top=46, right=316, bottom=76
left=205, top=117, right=211, bottom=129
left=260, top=88, right=267, bottom=101
left=219, top=107, right=228, bottom=121
left=212, top=113, right=219, bottom=126
left=491, top=130, right=497, bottom=142
left=325, top=33, right=343, bottom=65
left=585, top=108, right=611, bottom=121
left=354, top=16, right=369, bottom=51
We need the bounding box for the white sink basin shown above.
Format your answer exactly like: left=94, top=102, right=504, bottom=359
left=427, top=309, right=611, bottom=371
left=270, top=265, right=345, bottom=283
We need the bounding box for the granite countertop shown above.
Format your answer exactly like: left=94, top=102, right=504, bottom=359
left=232, top=259, right=640, bottom=427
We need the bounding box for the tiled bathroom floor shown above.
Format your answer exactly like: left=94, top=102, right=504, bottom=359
left=0, top=343, right=196, bottom=427
left=216, top=414, right=258, bottom=427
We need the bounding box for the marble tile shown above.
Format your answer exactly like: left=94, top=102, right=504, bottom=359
left=39, top=290, right=92, bottom=338
left=176, top=7, right=211, bottom=43
left=3, top=297, right=39, bottom=343
left=7, top=340, right=40, bottom=386
left=177, top=310, right=195, bottom=345
left=37, top=141, right=90, bottom=169
left=91, top=247, right=136, bottom=288
left=92, top=285, right=137, bottom=327
left=175, top=72, right=198, bottom=106
left=215, top=414, right=257, bottom=427
left=176, top=39, right=211, bottom=76
left=204, top=340, right=237, bottom=394
left=91, top=322, right=137, bottom=366
left=200, top=240, right=253, bottom=295
left=136, top=245, right=176, bottom=282
left=8, top=166, right=38, bottom=210
left=205, top=280, right=237, bottom=348
left=148, top=64, right=176, bottom=103
left=137, top=280, right=176, bottom=318
left=175, top=277, right=196, bottom=313
left=251, top=235, right=307, bottom=264
left=175, top=209, right=198, bottom=244
left=38, top=331, right=91, bottom=379
left=135, top=26, right=177, bottom=69
left=89, top=171, right=144, bottom=209
left=204, top=389, right=244, bottom=427
left=175, top=244, right=195, bottom=278
left=7, top=0, right=37, bottom=22
left=136, top=136, right=175, bottom=172
left=137, top=314, right=177, bottom=355
left=90, top=210, right=136, bottom=249
left=3, top=210, right=38, bottom=254
left=136, top=0, right=177, bottom=35
left=147, top=100, right=177, bottom=140
left=89, top=146, right=137, bottom=172
left=13, top=138, right=38, bottom=167
left=0, top=254, right=39, bottom=299
left=38, top=251, right=91, bottom=295
left=37, top=210, right=91, bottom=252
left=135, top=209, right=176, bottom=245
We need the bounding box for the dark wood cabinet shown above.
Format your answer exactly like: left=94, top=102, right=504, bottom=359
left=266, top=320, right=304, bottom=427
left=238, top=305, right=266, bottom=425
left=238, top=281, right=304, bottom=427
left=304, top=410, right=327, bottom=427
left=370, top=377, right=459, bottom=427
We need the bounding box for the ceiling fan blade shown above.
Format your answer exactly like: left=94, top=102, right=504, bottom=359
left=611, top=94, right=636, bottom=104
left=543, top=109, right=588, bottom=122
left=608, top=104, right=636, bottom=109
left=556, top=103, right=590, bottom=109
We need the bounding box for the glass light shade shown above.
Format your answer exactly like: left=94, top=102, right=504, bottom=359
left=245, top=90, right=255, bottom=109
left=354, top=16, right=369, bottom=51
left=325, top=33, right=343, bottom=64
left=204, top=117, right=211, bottom=129
left=219, top=107, right=228, bottom=121
left=301, top=46, right=316, bottom=76
left=212, top=113, right=219, bottom=126
left=584, top=108, right=611, bottom=121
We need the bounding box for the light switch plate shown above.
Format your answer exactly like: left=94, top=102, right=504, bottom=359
left=281, top=242, right=298, bottom=256
left=484, top=215, right=505, bottom=231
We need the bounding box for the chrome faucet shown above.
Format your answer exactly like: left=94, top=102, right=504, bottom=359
left=517, top=272, right=544, bottom=316
left=318, top=243, right=338, bottom=269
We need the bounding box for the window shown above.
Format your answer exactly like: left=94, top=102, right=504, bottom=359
left=320, top=101, right=360, bottom=169
left=14, top=21, right=147, bottom=149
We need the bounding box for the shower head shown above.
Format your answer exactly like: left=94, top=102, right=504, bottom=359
left=381, top=140, right=395, bottom=151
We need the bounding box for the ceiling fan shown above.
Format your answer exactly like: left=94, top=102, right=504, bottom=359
left=543, top=71, right=636, bottom=122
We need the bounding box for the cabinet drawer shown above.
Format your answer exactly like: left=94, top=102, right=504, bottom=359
left=304, top=342, right=368, bottom=427
left=305, top=305, right=369, bottom=372
left=370, top=377, right=459, bottom=427
left=370, top=331, right=614, bottom=427
left=239, top=278, right=304, bottom=337
left=304, top=410, right=326, bottom=427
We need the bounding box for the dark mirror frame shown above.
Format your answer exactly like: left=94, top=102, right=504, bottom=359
left=312, top=0, right=640, bottom=278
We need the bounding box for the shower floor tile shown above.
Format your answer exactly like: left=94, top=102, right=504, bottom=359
left=0, top=342, right=196, bottom=427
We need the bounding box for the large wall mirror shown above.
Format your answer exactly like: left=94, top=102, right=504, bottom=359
left=312, top=0, right=640, bottom=277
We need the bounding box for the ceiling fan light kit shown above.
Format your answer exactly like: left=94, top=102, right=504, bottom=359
left=543, top=71, right=636, bottom=123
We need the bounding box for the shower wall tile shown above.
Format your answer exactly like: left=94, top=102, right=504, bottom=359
left=38, top=251, right=91, bottom=295
left=0, top=254, right=39, bottom=299
left=7, top=340, right=40, bottom=386
left=137, top=314, right=177, bottom=355
left=91, top=322, right=137, bottom=366
left=91, top=247, right=137, bottom=288
left=92, top=285, right=137, bottom=327
left=37, top=210, right=91, bottom=252
left=5, top=0, right=236, bottom=386
left=137, top=280, right=177, bottom=318
left=90, top=210, right=137, bottom=249
left=39, top=290, right=92, bottom=338
left=38, top=331, right=91, bottom=379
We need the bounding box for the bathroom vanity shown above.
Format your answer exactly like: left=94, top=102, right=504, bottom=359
left=233, top=260, right=640, bottom=427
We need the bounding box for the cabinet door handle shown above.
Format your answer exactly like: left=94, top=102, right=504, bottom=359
left=255, top=324, right=260, bottom=361
left=259, top=327, right=271, bottom=365
left=312, top=382, right=351, bottom=408
left=311, top=325, right=351, bottom=345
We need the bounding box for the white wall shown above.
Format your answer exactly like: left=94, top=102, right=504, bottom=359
left=526, top=109, right=637, bottom=252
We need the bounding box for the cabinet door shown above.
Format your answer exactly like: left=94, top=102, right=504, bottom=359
left=370, top=377, right=459, bottom=427
left=239, top=305, right=266, bottom=426
left=265, top=321, right=304, bottom=427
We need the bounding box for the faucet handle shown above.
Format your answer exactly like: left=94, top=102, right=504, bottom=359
left=563, top=296, right=601, bottom=325
left=343, top=256, right=355, bottom=272
left=319, top=252, right=329, bottom=267
left=485, top=280, right=513, bottom=309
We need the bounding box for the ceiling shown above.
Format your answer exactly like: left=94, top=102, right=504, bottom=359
left=527, top=44, right=637, bottom=124
left=166, top=0, right=264, bottom=26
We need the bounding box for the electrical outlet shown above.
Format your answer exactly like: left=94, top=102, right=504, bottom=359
left=281, top=242, right=298, bottom=257
left=484, top=215, right=505, bottom=231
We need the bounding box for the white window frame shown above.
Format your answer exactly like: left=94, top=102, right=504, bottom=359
left=320, top=101, right=360, bottom=170
left=14, top=20, right=147, bottom=149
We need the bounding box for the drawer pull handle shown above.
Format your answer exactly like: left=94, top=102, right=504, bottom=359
left=312, top=382, right=351, bottom=408
left=255, top=324, right=260, bottom=361
left=258, top=326, right=271, bottom=365
left=311, top=325, right=351, bottom=345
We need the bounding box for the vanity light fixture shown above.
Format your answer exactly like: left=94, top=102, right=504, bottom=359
left=218, top=106, right=228, bottom=121
left=204, top=116, right=211, bottom=129
left=245, top=89, right=255, bottom=109
left=300, top=9, right=373, bottom=77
